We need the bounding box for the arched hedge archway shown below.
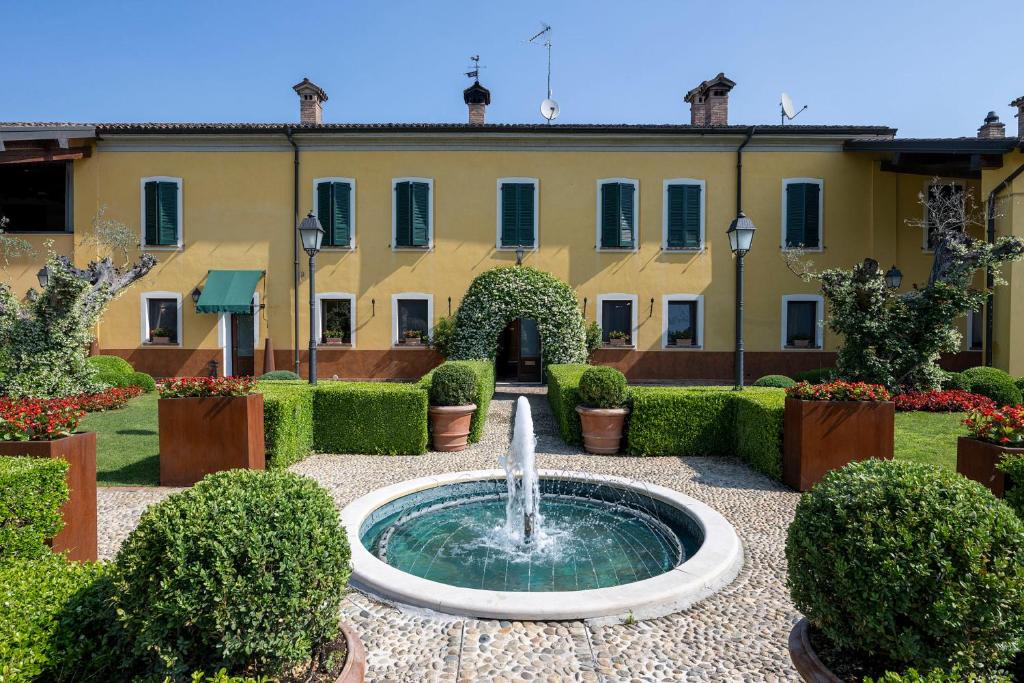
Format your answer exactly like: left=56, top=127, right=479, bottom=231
left=449, top=266, right=588, bottom=364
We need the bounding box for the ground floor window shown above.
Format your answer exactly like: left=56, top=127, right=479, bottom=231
left=782, top=295, right=823, bottom=349
left=393, top=293, right=432, bottom=346
left=598, top=294, right=636, bottom=346
left=140, top=292, right=181, bottom=345
left=663, top=295, right=702, bottom=348
left=317, top=294, right=354, bottom=345
left=968, top=307, right=983, bottom=350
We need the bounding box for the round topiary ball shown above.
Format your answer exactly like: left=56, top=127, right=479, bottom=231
left=429, top=363, right=477, bottom=407
left=791, top=367, right=836, bottom=384
left=259, top=370, right=301, bottom=381
left=786, top=459, right=1024, bottom=671
left=87, top=355, right=134, bottom=377
left=753, top=374, right=795, bottom=389
left=92, top=370, right=132, bottom=388
left=112, top=470, right=351, bottom=678
left=961, top=366, right=1023, bottom=407
left=941, top=371, right=970, bottom=392
left=128, top=371, right=156, bottom=393
left=578, top=366, right=628, bottom=409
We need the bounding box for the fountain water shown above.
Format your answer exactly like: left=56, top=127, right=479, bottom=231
left=499, top=396, right=541, bottom=543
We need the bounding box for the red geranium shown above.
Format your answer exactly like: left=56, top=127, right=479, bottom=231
left=75, top=386, right=144, bottom=412
left=786, top=380, right=892, bottom=402
left=0, top=397, right=85, bottom=441
left=964, top=405, right=1024, bottom=445
left=157, top=376, right=256, bottom=399
left=895, top=390, right=995, bottom=413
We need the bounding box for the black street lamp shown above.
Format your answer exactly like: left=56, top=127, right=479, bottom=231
left=36, top=265, right=50, bottom=289
left=298, top=212, right=325, bottom=385
left=727, top=211, right=757, bottom=389
left=190, top=286, right=202, bottom=307
left=884, top=264, right=903, bottom=290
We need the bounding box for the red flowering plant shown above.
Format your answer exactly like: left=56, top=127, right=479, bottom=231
left=963, top=405, right=1024, bottom=446
left=0, top=397, right=85, bottom=441
left=895, top=390, right=995, bottom=413
left=785, top=380, right=892, bottom=402
left=75, top=386, right=144, bottom=412
left=157, top=376, right=257, bottom=399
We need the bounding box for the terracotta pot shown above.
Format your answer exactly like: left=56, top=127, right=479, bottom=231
left=608, top=337, right=627, bottom=347
left=957, top=436, right=1024, bottom=497
left=0, top=432, right=98, bottom=561
left=792, top=339, right=811, bottom=349
left=325, top=337, right=346, bottom=345
left=576, top=405, right=630, bottom=455
left=150, top=336, right=171, bottom=345
left=788, top=618, right=841, bottom=682
left=335, top=621, right=367, bottom=683
left=783, top=397, right=894, bottom=491
left=403, top=338, right=422, bottom=346
left=158, top=393, right=265, bottom=486
left=674, top=337, right=692, bottom=347
left=429, top=403, right=477, bottom=452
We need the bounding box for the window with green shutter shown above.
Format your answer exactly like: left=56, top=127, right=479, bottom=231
left=784, top=181, right=821, bottom=249
left=394, top=180, right=431, bottom=248
left=600, top=181, right=636, bottom=249
left=316, top=180, right=353, bottom=247
left=665, top=183, right=702, bottom=249
left=499, top=182, right=536, bottom=247
left=143, top=179, right=180, bottom=247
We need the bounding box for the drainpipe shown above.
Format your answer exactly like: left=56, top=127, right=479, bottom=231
left=736, top=126, right=755, bottom=214
left=286, top=127, right=300, bottom=375
left=985, top=160, right=1024, bottom=367
left=734, top=126, right=755, bottom=388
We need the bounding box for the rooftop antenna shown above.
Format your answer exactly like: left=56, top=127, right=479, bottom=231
left=780, top=92, right=808, bottom=125
left=528, top=23, right=559, bottom=123
left=465, top=54, right=485, bottom=82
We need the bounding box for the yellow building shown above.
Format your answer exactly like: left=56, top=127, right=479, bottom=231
left=1, top=76, right=1023, bottom=381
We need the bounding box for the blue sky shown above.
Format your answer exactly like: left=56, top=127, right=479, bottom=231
left=3, top=0, right=1021, bottom=137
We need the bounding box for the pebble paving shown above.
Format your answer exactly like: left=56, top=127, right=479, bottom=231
left=97, top=385, right=803, bottom=682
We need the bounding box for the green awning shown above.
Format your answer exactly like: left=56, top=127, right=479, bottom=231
left=195, top=270, right=264, bottom=314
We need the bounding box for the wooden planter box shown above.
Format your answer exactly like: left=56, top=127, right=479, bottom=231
left=956, top=436, right=1024, bottom=498
left=0, top=432, right=97, bottom=561
left=158, top=394, right=265, bottom=486
left=783, top=397, right=895, bottom=492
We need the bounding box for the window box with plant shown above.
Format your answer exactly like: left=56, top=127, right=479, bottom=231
left=606, top=330, right=630, bottom=348
left=322, top=329, right=349, bottom=346
left=156, top=376, right=265, bottom=486
left=957, top=404, right=1024, bottom=498
left=402, top=329, right=425, bottom=346
left=427, top=363, right=478, bottom=452
left=782, top=380, right=895, bottom=491
left=575, top=366, right=630, bottom=454
left=148, top=326, right=173, bottom=345
left=670, top=328, right=694, bottom=347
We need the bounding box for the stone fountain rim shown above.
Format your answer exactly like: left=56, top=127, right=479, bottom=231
left=340, top=469, right=744, bottom=622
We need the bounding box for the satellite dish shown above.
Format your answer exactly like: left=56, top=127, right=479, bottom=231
left=541, top=98, right=560, bottom=122
left=781, top=93, right=796, bottom=120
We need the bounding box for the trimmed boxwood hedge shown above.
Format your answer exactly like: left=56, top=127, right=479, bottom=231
left=313, top=382, right=428, bottom=455
left=258, top=380, right=314, bottom=469
left=733, top=390, right=786, bottom=480
left=0, top=456, right=69, bottom=560
left=418, top=360, right=495, bottom=443
left=546, top=363, right=590, bottom=445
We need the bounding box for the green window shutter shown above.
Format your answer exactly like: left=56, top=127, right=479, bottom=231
left=802, top=183, right=820, bottom=249
left=601, top=183, right=620, bottom=248
left=156, top=181, right=178, bottom=246
left=785, top=183, right=807, bottom=248
left=144, top=181, right=159, bottom=246
left=618, top=183, right=635, bottom=248
left=500, top=183, right=518, bottom=246
left=317, top=181, right=334, bottom=242
left=331, top=182, right=351, bottom=247
left=394, top=182, right=412, bottom=247
left=666, top=184, right=700, bottom=248
left=410, top=182, right=430, bottom=247
left=517, top=183, right=535, bottom=246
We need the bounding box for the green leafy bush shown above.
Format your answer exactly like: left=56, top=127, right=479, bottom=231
left=753, top=374, right=795, bottom=388
left=1017, top=376, right=1024, bottom=396
left=585, top=321, right=602, bottom=355
left=92, top=369, right=133, bottom=389
left=628, top=387, right=736, bottom=456
left=546, top=364, right=590, bottom=445
left=128, top=371, right=156, bottom=392
left=258, top=381, right=313, bottom=469
left=733, top=389, right=786, bottom=479
left=418, top=361, right=494, bottom=442
left=961, top=367, right=1023, bottom=407
left=787, top=459, right=1024, bottom=672
left=942, top=371, right=971, bottom=392
left=112, top=470, right=351, bottom=679
left=578, top=366, right=628, bottom=409
left=865, top=669, right=1010, bottom=683
left=430, top=315, right=456, bottom=358
left=429, top=363, right=478, bottom=407
left=998, top=454, right=1024, bottom=520
left=86, top=355, right=134, bottom=378
left=189, top=671, right=272, bottom=683
left=0, top=456, right=68, bottom=559
left=791, top=367, right=835, bottom=384
left=313, top=382, right=428, bottom=454
left=259, top=370, right=300, bottom=381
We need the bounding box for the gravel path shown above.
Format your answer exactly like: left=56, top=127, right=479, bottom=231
left=97, top=386, right=802, bottom=682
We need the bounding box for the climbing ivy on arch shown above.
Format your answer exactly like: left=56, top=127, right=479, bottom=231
left=449, top=266, right=589, bottom=365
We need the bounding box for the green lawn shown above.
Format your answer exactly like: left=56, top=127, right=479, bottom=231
left=894, top=411, right=966, bottom=471
left=81, top=392, right=159, bottom=486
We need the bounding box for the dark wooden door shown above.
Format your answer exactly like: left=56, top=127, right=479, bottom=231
left=517, top=318, right=542, bottom=382
left=231, top=313, right=255, bottom=376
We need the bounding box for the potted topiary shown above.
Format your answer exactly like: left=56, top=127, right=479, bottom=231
left=427, top=363, right=478, bottom=452
left=783, top=380, right=894, bottom=491
left=403, top=329, right=424, bottom=346
left=607, top=330, right=629, bottom=347
left=323, top=328, right=347, bottom=345
left=957, top=405, right=1024, bottom=498
left=149, top=327, right=172, bottom=344
left=671, top=328, right=693, bottom=347
left=575, top=366, right=629, bottom=454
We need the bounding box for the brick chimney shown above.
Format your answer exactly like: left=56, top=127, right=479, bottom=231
left=292, top=78, right=327, bottom=125
left=463, top=80, right=491, bottom=125
left=978, top=111, right=1006, bottom=139
left=684, top=73, right=736, bottom=127
left=1012, top=96, right=1024, bottom=138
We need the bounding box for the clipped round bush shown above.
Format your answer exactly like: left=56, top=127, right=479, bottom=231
left=92, top=369, right=132, bottom=388
left=87, top=354, right=134, bottom=377
left=578, top=366, right=628, bottom=409
left=259, top=370, right=300, bottom=381
left=787, top=459, right=1024, bottom=671
left=791, top=367, right=836, bottom=384
left=112, top=470, right=351, bottom=678
left=1016, top=376, right=1024, bottom=397
left=429, top=362, right=477, bottom=406
left=753, top=374, right=795, bottom=389
left=128, top=371, right=156, bottom=393
left=961, top=366, right=1023, bottom=407
left=941, top=371, right=970, bottom=392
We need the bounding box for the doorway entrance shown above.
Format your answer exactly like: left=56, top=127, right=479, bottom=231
left=495, top=318, right=542, bottom=382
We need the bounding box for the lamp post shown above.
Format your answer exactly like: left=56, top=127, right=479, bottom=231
left=298, top=212, right=325, bottom=385
left=727, top=211, right=756, bottom=389
left=884, top=264, right=903, bottom=290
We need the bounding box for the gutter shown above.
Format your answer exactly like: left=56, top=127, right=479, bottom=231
left=985, top=159, right=1024, bottom=366
left=286, top=127, right=300, bottom=375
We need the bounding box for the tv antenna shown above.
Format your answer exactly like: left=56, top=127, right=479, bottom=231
left=528, top=23, right=559, bottom=123
left=465, top=54, right=485, bottom=81
left=780, top=92, right=808, bottom=125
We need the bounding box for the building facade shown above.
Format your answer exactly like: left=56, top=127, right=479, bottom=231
left=2, top=76, right=1023, bottom=381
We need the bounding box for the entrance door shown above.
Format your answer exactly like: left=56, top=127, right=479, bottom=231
left=230, top=312, right=255, bottom=376
left=495, top=318, right=542, bottom=382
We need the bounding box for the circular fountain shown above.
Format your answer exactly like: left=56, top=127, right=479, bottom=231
left=341, top=398, right=742, bottom=621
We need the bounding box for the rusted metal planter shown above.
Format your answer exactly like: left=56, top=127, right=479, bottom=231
left=428, top=404, right=476, bottom=452
left=956, top=436, right=1024, bottom=497
left=576, top=405, right=630, bottom=455
left=158, top=393, right=265, bottom=486
left=783, top=397, right=895, bottom=491
left=335, top=621, right=367, bottom=683
left=788, top=618, right=841, bottom=683
left=0, top=431, right=98, bottom=561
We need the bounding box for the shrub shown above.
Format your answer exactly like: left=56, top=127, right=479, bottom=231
left=752, top=374, right=795, bottom=388
left=1017, top=376, right=1024, bottom=396
left=895, top=390, right=995, bottom=412
left=961, top=367, right=1023, bottom=407
left=313, top=382, right=428, bottom=454
left=786, top=380, right=891, bottom=402
left=546, top=364, right=590, bottom=445
left=429, top=363, right=478, bottom=406
left=0, top=456, right=68, bottom=559
left=419, top=361, right=494, bottom=441
left=865, top=669, right=1010, bottom=683
left=258, top=381, right=313, bottom=469
left=578, top=366, right=628, bottom=409
left=128, top=371, right=156, bottom=392
left=112, top=470, right=351, bottom=679
left=259, top=370, right=300, bottom=381
left=92, top=369, right=133, bottom=388
left=998, top=454, right=1024, bottom=520
left=942, top=371, right=971, bottom=392
left=0, top=397, right=84, bottom=441
left=628, top=387, right=736, bottom=456
left=157, top=376, right=256, bottom=398
left=791, top=367, right=836, bottom=384
left=734, top=389, right=786, bottom=479
left=964, top=405, right=1024, bottom=446
left=585, top=321, right=602, bottom=355
left=786, top=459, right=1024, bottom=672
left=430, top=315, right=456, bottom=358
left=86, top=354, right=134, bottom=378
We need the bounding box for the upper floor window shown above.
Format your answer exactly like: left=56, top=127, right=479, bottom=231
left=316, top=293, right=355, bottom=346
left=315, top=178, right=354, bottom=248
left=392, top=178, right=432, bottom=249
left=781, top=295, right=823, bottom=349
left=925, top=182, right=964, bottom=251
left=497, top=179, right=537, bottom=249
left=0, top=161, right=71, bottom=233
left=663, top=295, right=703, bottom=348
left=782, top=179, right=822, bottom=250
left=140, top=291, right=182, bottom=345
left=141, top=176, right=182, bottom=248
left=597, top=179, right=637, bottom=250
left=597, top=294, right=637, bottom=346
left=393, top=293, right=432, bottom=346
left=663, top=180, right=704, bottom=250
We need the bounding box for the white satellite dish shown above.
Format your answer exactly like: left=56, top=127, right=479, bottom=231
left=781, top=93, right=796, bottom=119
left=541, top=98, right=560, bottom=122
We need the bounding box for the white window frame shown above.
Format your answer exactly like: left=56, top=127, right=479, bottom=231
left=495, top=177, right=539, bottom=251
left=661, top=179, right=706, bottom=251
left=392, top=292, right=433, bottom=346
left=595, top=178, right=640, bottom=252
left=596, top=293, right=639, bottom=347
left=780, top=294, right=825, bottom=350
left=139, top=176, right=183, bottom=249
left=967, top=308, right=984, bottom=351
left=922, top=179, right=964, bottom=253
left=312, top=177, right=356, bottom=250
left=391, top=177, right=434, bottom=251
left=780, top=178, right=824, bottom=252
left=139, top=291, right=183, bottom=346
left=661, top=294, right=704, bottom=349
left=315, top=292, right=356, bottom=347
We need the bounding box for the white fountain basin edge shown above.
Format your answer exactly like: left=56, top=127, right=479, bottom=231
left=341, top=469, right=744, bottom=622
